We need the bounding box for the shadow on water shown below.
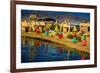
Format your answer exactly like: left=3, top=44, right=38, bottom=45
left=21, top=37, right=90, bottom=63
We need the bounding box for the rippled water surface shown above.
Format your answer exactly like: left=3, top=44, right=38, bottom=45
left=21, top=37, right=89, bottom=63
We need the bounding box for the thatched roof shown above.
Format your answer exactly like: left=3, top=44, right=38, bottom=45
left=21, top=20, right=29, bottom=27
left=39, top=21, right=45, bottom=26
left=80, top=22, right=90, bottom=27
left=62, top=20, right=69, bottom=27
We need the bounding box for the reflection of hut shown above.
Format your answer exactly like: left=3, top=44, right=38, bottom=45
left=80, top=22, right=90, bottom=35
left=29, top=48, right=37, bottom=61
left=62, top=20, right=70, bottom=33
left=21, top=20, right=29, bottom=32
left=34, top=41, right=41, bottom=47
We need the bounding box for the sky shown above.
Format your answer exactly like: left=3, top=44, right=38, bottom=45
left=21, top=10, right=90, bottom=25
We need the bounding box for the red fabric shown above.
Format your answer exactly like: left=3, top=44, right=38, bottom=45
left=35, top=27, right=40, bottom=34
left=59, top=34, right=63, bottom=39
left=73, top=33, right=76, bottom=37
left=82, top=40, right=86, bottom=46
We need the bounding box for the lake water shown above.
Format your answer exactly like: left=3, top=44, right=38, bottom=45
left=21, top=37, right=89, bottom=63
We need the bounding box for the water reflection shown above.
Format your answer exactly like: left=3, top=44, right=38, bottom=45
left=21, top=37, right=89, bottom=63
